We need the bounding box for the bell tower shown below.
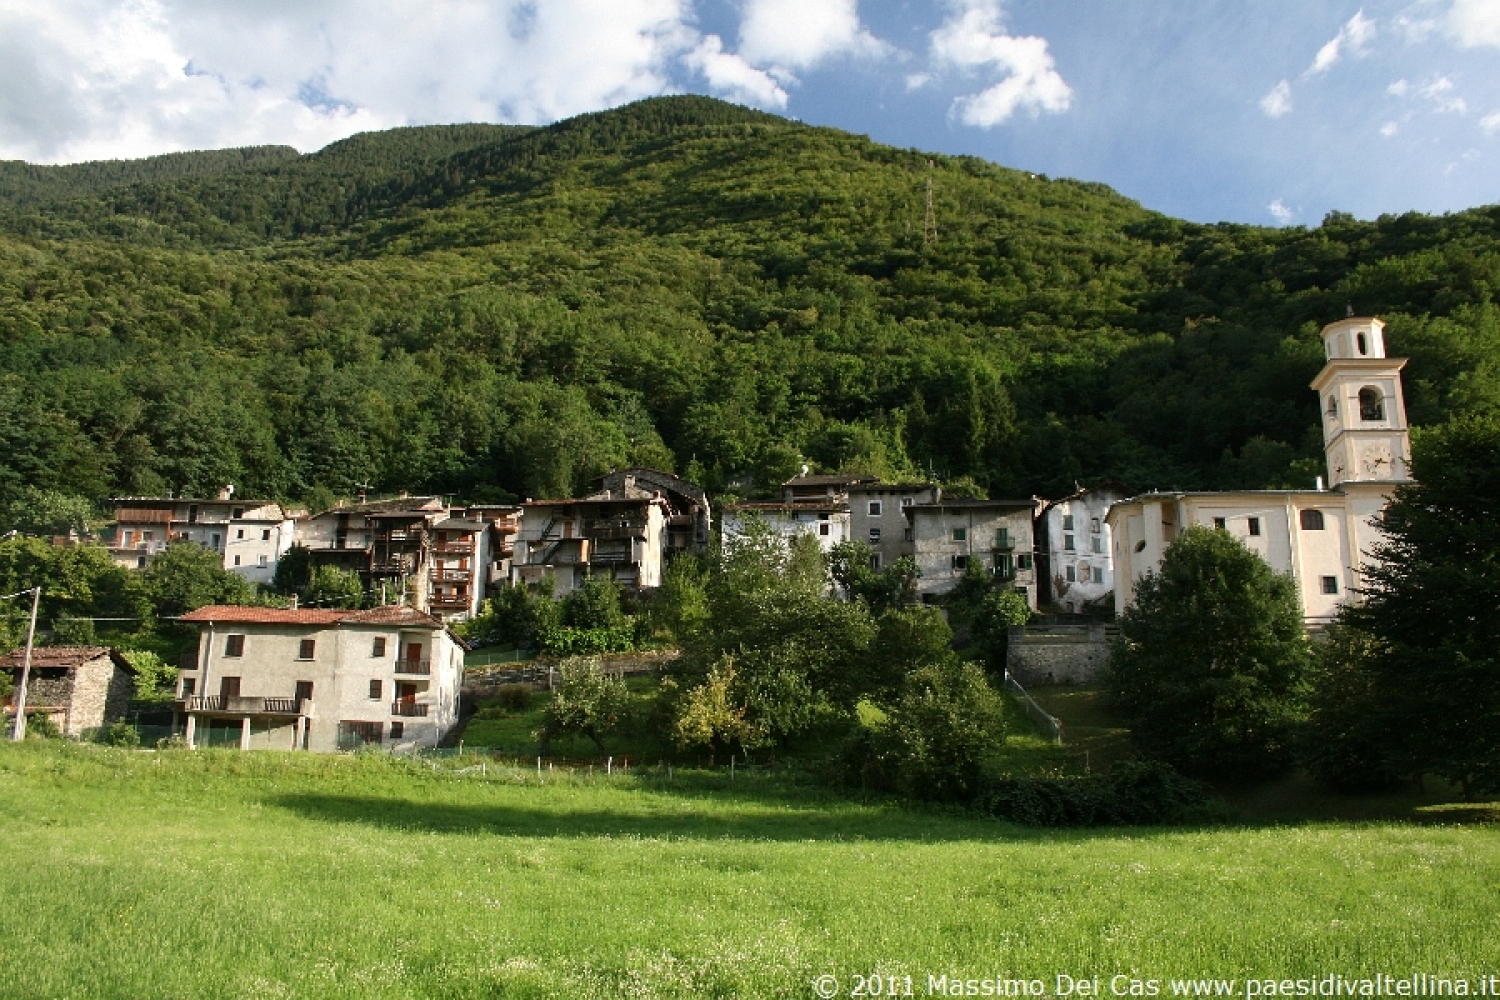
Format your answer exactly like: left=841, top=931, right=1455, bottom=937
left=1309, top=316, right=1411, bottom=488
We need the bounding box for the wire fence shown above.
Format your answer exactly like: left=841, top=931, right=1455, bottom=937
left=1004, top=669, right=1065, bottom=744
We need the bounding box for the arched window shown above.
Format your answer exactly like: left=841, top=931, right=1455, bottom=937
left=1299, top=509, right=1325, bottom=531
left=1359, top=387, right=1384, bottom=421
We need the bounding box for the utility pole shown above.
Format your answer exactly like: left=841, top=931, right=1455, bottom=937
left=12, top=586, right=40, bottom=742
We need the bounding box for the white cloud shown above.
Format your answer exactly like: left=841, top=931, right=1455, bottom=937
left=1481, top=110, right=1500, bottom=134
left=1269, top=200, right=1295, bottom=225
left=1419, top=76, right=1467, bottom=113
left=1380, top=120, right=1400, bottom=136
left=930, top=0, right=1072, bottom=128
left=1387, top=78, right=1410, bottom=97
left=1448, top=0, right=1500, bottom=49
left=684, top=34, right=788, bottom=109
left=0, top=0, right=706, bottom=163
left=906, top=72, right=933, bottom=91
left=1261, top=80, right=1293, bottom=118
left=1306, top=9, right=1376, bottom=75
left=735, top=0, right=888, bottom=75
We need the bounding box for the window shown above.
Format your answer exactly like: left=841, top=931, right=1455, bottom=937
left=1321, top=576, right=1339, bottom=595
left=390, top=721, right=404, bottom=740
left=258, top=555, right=267, bottom=567
left=1300, top=509, right=1325, bottom=531
left=295, top=681, right=314, bottom=703
left=372, top=637, right=387, bottom=657
left=869, top=528, right=881, bottom=541
left=262, top=529, right=271, bottom=541
left=994, top=554, right=1014, bottom=577
left=236, top=529, right=244, bottom=540
left=181, top=677, right=196, bottom=697
left=996, top=527, right=1010, bottom=548
left=337, top=721, right=382, bottom=747
left=952, top=555, right=969, bottom=570
left=143, top=530, right=154, bottom=542
left=298, top=639, right=316, bottom=660
left=1091, top=518, right=1100, bottom=533
left=1017, top=553, right=1033, bottom=570
left=1359, top=387, right=1385, bottom=421
left=953, top=527, right=967, bottom=542
left=136, top=556, right=146, bottom=568
left=869, top=554, right=882, bottom=571
left=1066, top=565, right=1076, bottom=582
left=1326, top=395, right=1337, bottom=416
left=1213, top=517, right=1226, bottom=530
left=1134, top=540, right=1147, bottom=553
left=188, top=505, right=199, bottom=523
left=211, top=533, right=221, bottom=549
left=868, top=501, right=883, bottom=516
left=1092, top=568, right=1104, bottom=584
left=232, top=507, right=244, bottom=519
left=1063, top=514, right=1074, bottom=530
left=1064, top=534, right=1075, bottom=551
left=233, top=555, right=241, bottom=566
left=369, top=679, right=383, bottom=700
left=1356, top=332, right=1367, bottom=355
left=219, top=676, right=240, bottom=698
left=225, top=634, right=245, bottom=657
left=901, top=496, right=913, bottom=507
left=903, top=527, right=913, bottom=542
left=1247, top=517, right=1261, bottom=537
left=818, top=522, right=830, bottom=536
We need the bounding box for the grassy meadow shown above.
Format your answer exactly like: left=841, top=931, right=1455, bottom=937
left=2, top=740, right=1498, bottom=999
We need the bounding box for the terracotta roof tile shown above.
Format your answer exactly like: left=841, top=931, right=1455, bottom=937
left=177, top=605, right=444, bottom=628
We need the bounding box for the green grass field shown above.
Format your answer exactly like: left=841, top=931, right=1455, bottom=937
left=2, top=741, right=1497, bottom=999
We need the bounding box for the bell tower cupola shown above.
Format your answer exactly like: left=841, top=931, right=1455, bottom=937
left=1309, top=316, right=1411, bottom=487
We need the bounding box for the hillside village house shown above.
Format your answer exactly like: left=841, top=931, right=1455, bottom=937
left=110, top=492, right=294, bottom=585
left=847, top=481, right=940, bottom=570
left=721, top=474, right=874, bottom=554
left=1037, top=484, right=1130, bottom=613
left=905, top=497, right=1042, bottom=606
left=593, top=467, right=711, bottom=555
left=0, top=646, right=134, bottom=738
left=175, top=605, right=464, bottom=752
left=1107, top=316, right=1410, bottom=627
left=511, top=486, right=670, bottom=595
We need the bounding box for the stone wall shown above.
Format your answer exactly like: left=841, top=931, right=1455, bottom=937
left=463, top=649, right=679, bottom=700
left=1006, top=624, right=1114, bottom=686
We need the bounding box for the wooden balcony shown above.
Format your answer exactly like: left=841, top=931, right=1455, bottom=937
left=391, top=701, right=429, bottom=718
left=430, top=568, right=470, bottom=582
left=394, top=659, right=431, bottom=676
left=185, top=695, right=305, bottom=715
left=433, top=541, right=472, bottom=554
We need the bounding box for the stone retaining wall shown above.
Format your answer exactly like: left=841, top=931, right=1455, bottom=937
left=1006, top=624, right=1114, bottom=686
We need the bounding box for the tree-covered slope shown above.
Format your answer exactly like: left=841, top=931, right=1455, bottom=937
left=1, top=95, right=1497, bottom=512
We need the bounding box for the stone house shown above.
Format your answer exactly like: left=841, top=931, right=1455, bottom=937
left=720, top=473, right=875, bottom=555
left=175, top=605, right=465, bottom=752
left=0, top=646, right=134, bottom=737
left=847, top=481, right=940, bottom=570
left=592, top=468, right=711, bottom=555
left=1037, top=484, right=1131, bottom=613
left=511, top=491, right=670, bottom=596
left=905, top=497, right=1042, bottom=607
left=1107, top=316, right=1410, bottom=628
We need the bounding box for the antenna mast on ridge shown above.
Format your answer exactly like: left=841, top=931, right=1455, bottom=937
left=923, top=160, right=938, bottom=246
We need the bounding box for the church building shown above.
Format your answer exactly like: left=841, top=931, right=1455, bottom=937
left=1106, top=315, right=1411, bottom=627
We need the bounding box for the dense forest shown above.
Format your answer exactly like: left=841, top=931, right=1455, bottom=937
left=1, top=95, right=1498, bottom=513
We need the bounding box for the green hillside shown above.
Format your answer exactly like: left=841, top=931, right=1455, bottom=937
left=1, top=95, right=1497, bottom=509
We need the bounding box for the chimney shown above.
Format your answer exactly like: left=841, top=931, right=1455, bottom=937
left=290, top=594, right=298, bottom=610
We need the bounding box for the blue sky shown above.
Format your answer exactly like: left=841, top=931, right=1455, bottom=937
left=1, top=0, right=1497, bottom=225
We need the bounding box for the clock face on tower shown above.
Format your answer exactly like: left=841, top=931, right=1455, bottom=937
left=1360, top=442, right=1393, bottom=476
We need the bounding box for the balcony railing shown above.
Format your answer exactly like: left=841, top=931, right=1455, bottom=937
left=430, top=568, right=470, bottom=582
left=429, top=595, right=470, bottom=609
left=391, top=701, right=429, bottom=717
left=185, top=695, right=305, bottom=715
left=433, top=542, right=472, bottom=554
left=584, top=524, right=647, bottom=541
left=590, top=550, right=634, bottom=564
left=395, top=659, right=432, bottom=675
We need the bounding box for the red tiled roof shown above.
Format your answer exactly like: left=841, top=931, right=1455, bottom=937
left=0, top=645, right=113, bottom=668
left=177, top=605, right=444, bottom=628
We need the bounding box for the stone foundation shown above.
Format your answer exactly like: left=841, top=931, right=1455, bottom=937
left=1006, top=624, right=1115, bottom=686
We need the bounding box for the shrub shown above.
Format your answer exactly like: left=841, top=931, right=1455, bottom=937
left=880, top=661, right=1007, bottom=802
left=98, top=722, right=141, bottom=747
left=494, top=685, right=534, bottom=713
left=981, top=760, right=1215, bottom=827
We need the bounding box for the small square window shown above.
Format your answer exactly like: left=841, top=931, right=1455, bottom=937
left=1091, top=518, right=1100, bottom=533
left=1017, top=553, right=1033, bottom=570
left=818, top=523, right=830, bottom=536
left=390, top=721, right=404, bottom=740
left=869, top=528, right=881, bottom=540
left=225, top=634, right=245, bottom=657
left=181, top=677, right=196, bottom=697
left=1248, top=517, right=1261, bottom=537
left=1092, top=568, right=1104, bottom=584
left=1300, top=509, right=1325, bottom=531
left=233, top=555, right=241, bottom=566
left=373, top=637, right=387, bottom=657
left=1321, top=576, right=1339, bottom=595
left=1066, top=565, right=1076, bottom=582
left=1213, top=517, right=1226, bottom=530
left=1063, top=514, right=1074, bottom=530
left=369, top=679, right=383, bottom=700
left=232, top=508, right=244, bottom=519
left=868, top=501, right=883, bottom=516
left=901, top=496, right=913, bottom=507
left=1091, top=537, right=1102, bottom=553
left=952, top=554, right=969, bottom=570
left=258, top=555, right=267, bottom=567
left=262, top=529, right=271, bottom=541
left=236, top=529, right=245, bottom=540
left=952, top=528, right=966, bottom=542
left=136, top=556, right=146, bottom=568
left=1064, top=534, right=1075, bottom=551
left=298, top=639, right=316, bottom=660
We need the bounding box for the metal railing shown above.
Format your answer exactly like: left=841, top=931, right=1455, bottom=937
left=391, top=701, right=429, bottom=718
left=430, top=568, right=471, bottom=582
left=185, top=695, right=305, bottom=715
left=1003, top=670, right=1064, bottom=744
left=394, top=659, right=432, bottom=675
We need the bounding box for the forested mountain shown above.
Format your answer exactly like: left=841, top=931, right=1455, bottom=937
left=1, top=95, right=1497, bottom=513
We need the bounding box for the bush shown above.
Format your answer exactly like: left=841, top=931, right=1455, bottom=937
left=880, top=661, right=1008, bottom=802
left=494, top=685, right=534, bottom=713
left=98, top=722, right=141, bottom=747
left=980, top=760, right=1215, bottom=827
left=537, top=624, right=636, bottom=656
left=23, top=712, right=62, bottom=740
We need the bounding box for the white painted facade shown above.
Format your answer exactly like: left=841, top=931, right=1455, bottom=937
left=110, top=497, right=294, bottom=585
left=1107, top=316, right=1411, bottom=626
left=1040, top=486, right=1129, bottom=612
left=175, top=605, right=464, bottom=752
left=721, top=502, right=851, bottom=555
